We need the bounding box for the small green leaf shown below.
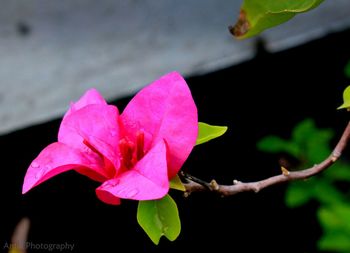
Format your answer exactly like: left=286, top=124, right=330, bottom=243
left=285, top=181, right=313, bottom=208
left=304, top=129, right=333, bottom=164
left=318, top=204, right=350, bottom=232
left=292, top=119, right=315, bottom=145
left=311, top=180, right=345, bottom=205
left=196, top=122, right=228, bottom=145
left=257, top=135, right=300, bottom=158
left=337, top=85, right=350, bottom=110
left=292, top=119, right=333, bottom=163
left=286, top=178, right=345, bottom=208
left=169, top=174, right=185, bottom=192
left=137, top=194, right=181, bottom=245
left=325, top=162, right=350, bottom=182
left=257, top=135, right=288, bottom=152
left=230, top=0, right=324, bottom=39
left=318, top=231, right=350, bottom=252
left=318, top=204, right=350, bottom=251
left=344, top=60, right=350, bottom=79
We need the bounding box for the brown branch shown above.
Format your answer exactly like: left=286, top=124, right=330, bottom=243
left=183, top=121, right=350, bottom=196
left=10, top=217, right=30, bottom=253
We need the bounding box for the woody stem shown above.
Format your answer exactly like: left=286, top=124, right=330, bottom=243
left=183, top=121, right=350, bottom=196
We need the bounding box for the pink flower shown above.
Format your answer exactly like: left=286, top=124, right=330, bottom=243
left=22, top=72, right=198, bottom=205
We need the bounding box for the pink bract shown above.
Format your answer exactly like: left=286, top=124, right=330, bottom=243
left=22, top=72, right=198, bottom=205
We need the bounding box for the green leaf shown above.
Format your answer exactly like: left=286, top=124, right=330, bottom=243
left=257, top=135, right=300, bottom=158
left=311, top=180, right=345, bottom=205
left=169, top=174, right=185, bottom=192
left=318, top=231, right=350, bottom=252
left=137, top=194, right=181, bottom=245
left=318, top=205, right=350, bottom=251
left=289, top=119, right=333, bottom=163
left=318, top=204, right=350, bottom=235
left=230, top=0, right=324, bottom=39
left=257, top=136, right=286, bottom=153
left=286, top=178, right=346, bottom=208
left=285, top=181, right=313, bottom=208
left=304, top=129, right=333, bottom=164
left=344, top=60, right=350, bottom=79
left=292, top=119, right=315, bottom=145
left=337, top=85, right=350, bottom=110
left=196, top=122, right=228, bottom=145
left=324, top=162, right=350, bottom=182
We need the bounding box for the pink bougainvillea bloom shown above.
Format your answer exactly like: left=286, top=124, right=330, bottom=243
left=22, top=72, right=198, bottom=205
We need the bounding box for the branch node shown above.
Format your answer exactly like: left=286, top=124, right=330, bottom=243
left=210, top=179, right=220, bottom=191
left=281, top=166, right=290, bottom=176
left=331, top=151, right=341, bottom=162
left=252, top=185, right=260, bottom=193
left=333, top=150, right=341, bottom=157
left=233, top=179, right=241, bottom=185
left=183, top=192, right=190, bottom=198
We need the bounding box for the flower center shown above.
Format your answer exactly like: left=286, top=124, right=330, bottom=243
left=119, top=131, right=145, bottom=170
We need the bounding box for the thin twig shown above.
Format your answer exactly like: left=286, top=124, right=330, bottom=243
left=10, top=217, right=30, bottom=253
left=184, top=121, right=350, bottom=196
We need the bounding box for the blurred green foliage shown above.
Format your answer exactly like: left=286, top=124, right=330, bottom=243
left=344, top=60, right=350, bottom=79
left=258, top=119, right=350, bottom=252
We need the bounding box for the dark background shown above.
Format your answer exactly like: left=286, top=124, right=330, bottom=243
left=1, top=28, right=350, bottom=252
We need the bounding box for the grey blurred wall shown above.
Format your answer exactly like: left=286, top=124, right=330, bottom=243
left=1, top=0, right=350, bottom=134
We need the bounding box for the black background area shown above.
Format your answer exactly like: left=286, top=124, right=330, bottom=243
left=1, top=29, right=350, bottom=252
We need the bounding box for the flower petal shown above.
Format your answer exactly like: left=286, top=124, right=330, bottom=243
left=22, top=142, right=107, bottom=194
left=96, top=140, right=169, bottom=204
left=58, top=104, right=120, bottom=172
left=64, top=88, right=107, bottom=118
left=121, top=72, right=198, bottom=178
